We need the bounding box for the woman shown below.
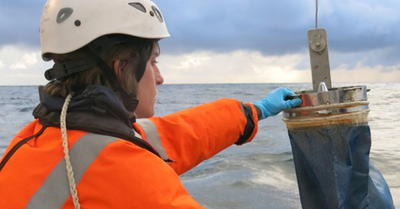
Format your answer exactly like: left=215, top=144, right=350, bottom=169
left=0, top=0, right=301, bottom=208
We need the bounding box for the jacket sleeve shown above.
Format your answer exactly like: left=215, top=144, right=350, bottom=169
left=134, top=98, right=259, bottom=175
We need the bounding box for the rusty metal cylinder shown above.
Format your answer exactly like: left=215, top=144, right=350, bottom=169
left=283, top=85, right=369, bottom=129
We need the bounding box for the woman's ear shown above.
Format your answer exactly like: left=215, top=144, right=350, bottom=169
left=113, top=60, right=122, bottom=77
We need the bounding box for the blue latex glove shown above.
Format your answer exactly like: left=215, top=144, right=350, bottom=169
left=251, top=88, right=302, bottom=120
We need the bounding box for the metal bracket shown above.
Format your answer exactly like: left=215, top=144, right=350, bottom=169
left=308, top=28, right=332, bottom=92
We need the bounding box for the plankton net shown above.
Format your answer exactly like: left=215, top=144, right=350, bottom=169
left=281, top=1, right=395, bottom=208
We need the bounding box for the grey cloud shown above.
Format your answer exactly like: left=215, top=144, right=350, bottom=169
left=0, top=1, right=44, bottom=48
left=156, top=0, right=400, bottom=69
left=157, top=0, right=313, bottom=55
left=1, top=0, right=399, bottom=69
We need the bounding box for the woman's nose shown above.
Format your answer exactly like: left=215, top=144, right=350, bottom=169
left=155, top=67, right=164, bottom=85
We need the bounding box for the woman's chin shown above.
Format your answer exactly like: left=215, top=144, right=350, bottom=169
left=135, top=110, right=155, bottom=119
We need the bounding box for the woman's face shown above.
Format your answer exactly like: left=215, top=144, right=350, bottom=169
left=135, top=43, right=164, bottom=118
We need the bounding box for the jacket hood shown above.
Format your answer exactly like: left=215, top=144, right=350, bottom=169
left=33, top=85, right=137, bottom=140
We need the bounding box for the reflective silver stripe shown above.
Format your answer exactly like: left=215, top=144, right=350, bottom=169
left=26, top=133, right=119, bottom=209
left=136, top=118, right=169, bottom=160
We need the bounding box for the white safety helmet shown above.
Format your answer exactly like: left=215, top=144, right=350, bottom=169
left=40, top=0, right=170, bottom=61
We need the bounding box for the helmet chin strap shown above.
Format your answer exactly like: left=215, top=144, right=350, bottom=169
left=85, top=35, right=155, bottom=117
left=86, top=43, right=140, bottom=116
left=44, top=35, right=153, bottom=117
left=88, top=34, right=150, bottom=82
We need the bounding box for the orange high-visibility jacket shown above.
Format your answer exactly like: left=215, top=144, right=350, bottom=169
left=0, top=86, right=258, bottom=208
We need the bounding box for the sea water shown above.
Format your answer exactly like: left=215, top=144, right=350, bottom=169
left=0, top=83, right=399, bottom=209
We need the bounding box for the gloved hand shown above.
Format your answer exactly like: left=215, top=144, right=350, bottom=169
left=251, top=88, right=302, bottom=120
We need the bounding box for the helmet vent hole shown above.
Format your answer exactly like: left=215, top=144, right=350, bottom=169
left=74, top=20, right=81, bottom=27
left=128, top=3, right=146, bottom=13
left=56, top=8, right=73, bottom=24
left=151, top=6, right=163, bottom=22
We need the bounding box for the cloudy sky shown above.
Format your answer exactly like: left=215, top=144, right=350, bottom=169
left=1, top=0, right=399, bottom=85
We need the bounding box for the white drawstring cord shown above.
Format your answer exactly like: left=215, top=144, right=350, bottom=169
left=61, top=93, right=81, bottom=209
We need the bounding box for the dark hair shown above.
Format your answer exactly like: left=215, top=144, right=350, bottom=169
left=44, top=36, right=156, bottom=98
